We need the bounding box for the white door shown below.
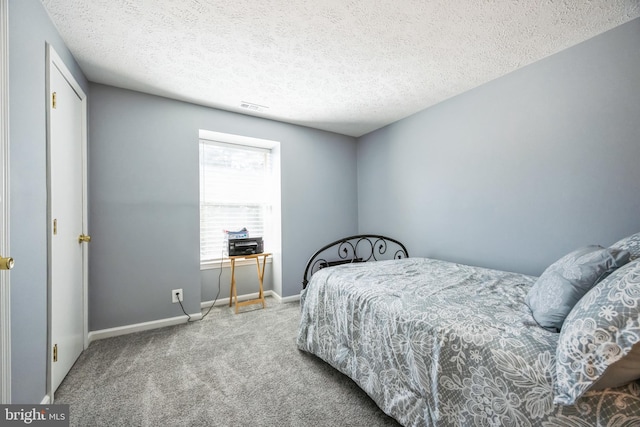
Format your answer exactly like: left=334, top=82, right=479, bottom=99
left=47, top=46, right=88, bottom=394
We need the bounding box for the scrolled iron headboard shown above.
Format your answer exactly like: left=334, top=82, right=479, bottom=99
left=302, top=234, right=409, bottom=289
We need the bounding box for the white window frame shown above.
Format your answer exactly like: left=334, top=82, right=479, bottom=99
left=199, top=130, right=281, bottom=270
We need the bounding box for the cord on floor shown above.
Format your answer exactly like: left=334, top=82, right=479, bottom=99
left=178, top=250, right=224, bottom=322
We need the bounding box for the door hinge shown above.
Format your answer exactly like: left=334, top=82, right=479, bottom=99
left=53, top=344, right=58, bottom=363
left=52, top=92, right=57, bottom=109
left=53, top=219, right=57, bottom=235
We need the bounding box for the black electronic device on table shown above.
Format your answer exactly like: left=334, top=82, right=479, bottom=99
left=228, top=237, right=263, bottom=256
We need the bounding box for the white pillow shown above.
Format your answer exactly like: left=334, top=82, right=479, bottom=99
left=610, top=232, right=640, bottom=260
left=554, top=258, right=640, bottom=405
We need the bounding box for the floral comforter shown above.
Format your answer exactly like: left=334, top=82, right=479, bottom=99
left=297, top=258, right=640, bottom=427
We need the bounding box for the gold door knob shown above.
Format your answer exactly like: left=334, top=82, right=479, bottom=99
left=78, top=234, right=91, bottom=243
left=0, top=257, right=14, bottom=270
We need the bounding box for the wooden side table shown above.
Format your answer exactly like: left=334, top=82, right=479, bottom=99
left=228, top=252, right=271, bottom=314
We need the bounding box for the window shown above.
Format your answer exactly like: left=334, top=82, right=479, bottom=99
left=199, top=132, right=277, bottom=264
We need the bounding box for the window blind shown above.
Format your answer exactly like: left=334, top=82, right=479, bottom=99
left=199, top=139, right=273, bottom=262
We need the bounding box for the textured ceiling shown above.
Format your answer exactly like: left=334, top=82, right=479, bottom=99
left=41, top=0, right=640, bottom=137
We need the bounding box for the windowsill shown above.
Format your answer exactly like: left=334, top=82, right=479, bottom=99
left=200, top=256, right=273, bottom=270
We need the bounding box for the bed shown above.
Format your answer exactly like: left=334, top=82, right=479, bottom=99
left=297, top=234, right=640, bottom=427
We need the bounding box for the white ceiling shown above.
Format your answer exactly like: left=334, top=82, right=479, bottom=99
left=41, top=0, right=640, bottom=137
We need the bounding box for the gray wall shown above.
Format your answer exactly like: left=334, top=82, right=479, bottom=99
left=89, top=84, right=358, bottom=330
left=358, top=18, right=640, bottom=277
left=201, top=263, right=273, bottom=304
left=9, top=0, right=88, bottom=403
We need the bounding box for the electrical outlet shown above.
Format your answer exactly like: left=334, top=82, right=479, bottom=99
left=172, top=289, right=183, bottom=303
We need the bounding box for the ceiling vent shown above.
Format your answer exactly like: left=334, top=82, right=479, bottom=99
left=240, top=101, right=269, bottom=113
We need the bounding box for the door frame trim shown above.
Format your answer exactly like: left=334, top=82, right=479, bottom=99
left=0, top=0, right=11, bottom=405
left=45, top=44, right=88, bottom=402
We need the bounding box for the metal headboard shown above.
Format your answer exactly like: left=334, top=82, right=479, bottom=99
left=302, top=234, right=409, bottom=289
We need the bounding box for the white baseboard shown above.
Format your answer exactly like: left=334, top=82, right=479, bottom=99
left=200, top=290, right=273, bottom=308
left=89, top=291, right=301, bottom=345
left=88, top=312, right=202, bottom=344
left=41, top=395, right=51, bottom=404
left=270, top=292, right=301, bottom=304
left=200, top=290, right=300, bottom=308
